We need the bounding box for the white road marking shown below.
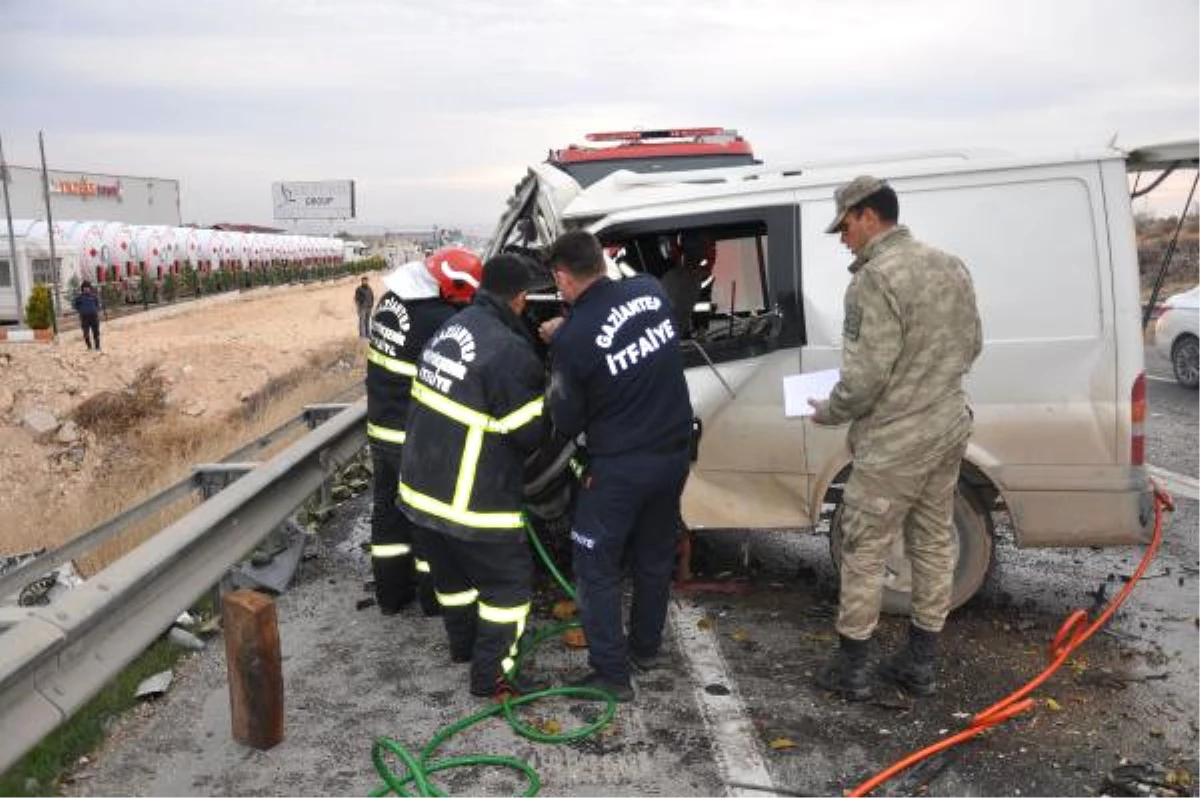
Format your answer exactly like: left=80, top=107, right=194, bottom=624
left=1149, top=465, right=1200, bottom=501
left=670, top=595, right=777, bottom=798
left=1146, top=374, right=1175, bottom=384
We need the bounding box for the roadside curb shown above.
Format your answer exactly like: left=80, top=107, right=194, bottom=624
left=0, top=327, right=55, bottom=344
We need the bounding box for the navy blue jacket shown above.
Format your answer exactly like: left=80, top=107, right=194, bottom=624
left=548, top=275, right=692, bottom=457
left=399, top=290, right=546, bottom=541
left=73, top=291, right=101, bottom=318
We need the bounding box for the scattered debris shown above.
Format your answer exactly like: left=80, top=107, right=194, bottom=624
left=768, top=737, right=796, bottom=750
left=562, top=627, right=588, bottom=649
left=15, top=561, right=84, bottom=606
left=551, top=600, right=577, bottom=620
left=167, top=627, right=205, bottom=651
left=1102, top=763, right=1193, bottom=797
left=135, top=670, right=174, bottom=700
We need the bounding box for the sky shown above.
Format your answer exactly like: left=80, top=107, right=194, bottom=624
left=1, top=0, right=1196, bottom=234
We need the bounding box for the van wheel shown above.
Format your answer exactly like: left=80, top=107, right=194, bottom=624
left=1171, top=334, right=1199, bottom=389
left=829, top=483, right=993, bottom=616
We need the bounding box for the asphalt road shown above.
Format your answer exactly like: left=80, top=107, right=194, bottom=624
left=66, top=349, right=1198, bottom=797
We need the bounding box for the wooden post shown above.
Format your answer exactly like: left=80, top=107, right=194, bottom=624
left=222, top=589, right=284, bottom=749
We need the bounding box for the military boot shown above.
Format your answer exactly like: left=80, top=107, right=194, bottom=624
left=816, top=634, right=872, bottom=701
left=878, top=623, right=938, bottom=696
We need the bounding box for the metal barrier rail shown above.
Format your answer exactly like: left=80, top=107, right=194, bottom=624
left=0, top=399, right=368, bottom=775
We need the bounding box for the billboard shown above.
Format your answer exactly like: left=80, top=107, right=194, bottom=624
left=271, top=180, right=356, bottom=220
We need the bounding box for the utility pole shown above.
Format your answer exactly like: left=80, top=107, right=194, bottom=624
left=37, top=131, right=59, bottom=335
left=0, top=134, right=24, bottom=326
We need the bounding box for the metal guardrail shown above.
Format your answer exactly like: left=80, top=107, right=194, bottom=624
left=0, top=398, right=368, bottom=775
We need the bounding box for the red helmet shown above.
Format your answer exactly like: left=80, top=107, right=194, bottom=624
left=425, top=247, right=482, bottom=305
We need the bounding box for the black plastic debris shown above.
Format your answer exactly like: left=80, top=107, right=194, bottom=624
left=1102, top=763, right=1193, bottom=797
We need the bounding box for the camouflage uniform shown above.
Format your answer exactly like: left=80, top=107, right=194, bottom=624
left=823, top=225, right=982, bottom=640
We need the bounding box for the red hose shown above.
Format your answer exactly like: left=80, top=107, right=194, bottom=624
left=848, top=483, right=1175, bottom=797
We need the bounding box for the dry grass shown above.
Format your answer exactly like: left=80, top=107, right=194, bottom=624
left=71, top=364, right=170, bottom=437
left=7, top=340, right=365, bottom=577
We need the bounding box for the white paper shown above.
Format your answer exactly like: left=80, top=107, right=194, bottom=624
left=782, top=369, right=840, bottom=417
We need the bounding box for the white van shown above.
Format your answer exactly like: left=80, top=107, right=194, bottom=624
left=488, top=140, right=1198, bottom=610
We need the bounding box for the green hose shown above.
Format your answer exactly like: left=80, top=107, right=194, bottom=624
left=370, top=516, right=614, bottom=796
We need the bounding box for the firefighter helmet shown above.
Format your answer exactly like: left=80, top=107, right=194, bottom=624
left=426, top=247, right=483, bottom=305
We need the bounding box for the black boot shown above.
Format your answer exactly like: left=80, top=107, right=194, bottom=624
left=878, top=624, right=937, bottom=696
left=816, top=634, right=872, bottom=701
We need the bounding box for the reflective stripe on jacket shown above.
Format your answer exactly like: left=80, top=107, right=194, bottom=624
left=399, top=290, right=546, bottom=541
left=365, top=292, right=456, bottom=453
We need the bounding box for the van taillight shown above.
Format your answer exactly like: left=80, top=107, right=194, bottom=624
left=1131, top=373, right=1146, bottom=465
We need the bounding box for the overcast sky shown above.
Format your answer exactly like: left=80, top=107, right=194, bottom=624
left=1, top=0, right=1196, bottom=233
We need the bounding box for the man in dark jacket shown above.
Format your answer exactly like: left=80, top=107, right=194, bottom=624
left=73, top=281, right=103, bottom=351
left=399, top=254, right=547, bottom=699
left=539, top=231, right=694, bottom=703
left=354, top=276, right=375, bottom=339
left=365, top=248, right=482, bottom=616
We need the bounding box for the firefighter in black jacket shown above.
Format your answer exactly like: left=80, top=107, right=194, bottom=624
left=539, top=231, right=693, bottom=703
left=366, top=247, right=482, bottom=616
left=399, top=253, right=548, bottom=699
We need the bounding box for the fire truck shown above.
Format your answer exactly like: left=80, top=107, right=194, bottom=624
left=546, top=127, right=757, bottom=187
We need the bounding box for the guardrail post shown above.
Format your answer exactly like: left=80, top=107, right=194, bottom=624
left=222, top=589, right=284, bottom=750
left=193, top=464, right=259, bottom=608
left=303, top=404, right=351, bottom=508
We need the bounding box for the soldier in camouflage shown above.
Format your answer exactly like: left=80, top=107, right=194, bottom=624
left=808, top=175, right=982, bottom=700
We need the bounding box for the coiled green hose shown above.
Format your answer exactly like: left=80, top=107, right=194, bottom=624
left=369, top=517, right=615, bottom=796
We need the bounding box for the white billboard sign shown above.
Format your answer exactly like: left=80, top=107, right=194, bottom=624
left=272, top=180, right=356, bottom=220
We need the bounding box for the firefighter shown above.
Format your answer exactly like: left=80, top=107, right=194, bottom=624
left=398, top=253, right=548, bottom=698
left=539, top=230, right=693, bottom=703
left=365, top=247, right=482, bottom=616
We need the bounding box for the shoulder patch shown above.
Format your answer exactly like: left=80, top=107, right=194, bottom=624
left=844, top=303, right=863, bottom=341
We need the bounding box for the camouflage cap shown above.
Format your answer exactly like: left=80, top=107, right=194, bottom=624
left=824, top=175, right=888, bottom=234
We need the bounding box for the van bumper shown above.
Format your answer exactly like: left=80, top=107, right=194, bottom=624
left=1006, top=478, right=1156, bottom=547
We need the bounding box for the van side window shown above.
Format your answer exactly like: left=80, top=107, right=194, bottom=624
left=0, top=260, right=11, bottom=288
left=602, top=222, right=780, bottom=367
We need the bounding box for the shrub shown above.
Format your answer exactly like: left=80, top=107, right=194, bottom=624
left=138, top=273, right=156, bottom=306
left=161, top=273, right=178, bottom=302
left=25, top=284, right=55, bottom=329
left=100, top=281, right=121, bottom=309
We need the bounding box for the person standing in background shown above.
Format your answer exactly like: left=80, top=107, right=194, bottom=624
left=73, top=280, right=103, bottom=351
left=355, top=276, right=375, bottom=339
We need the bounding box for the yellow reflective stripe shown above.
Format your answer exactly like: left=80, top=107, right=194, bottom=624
left=437, top=588, right=478, bottom=607
left=412, top=383, right=543, bottom=434
left=414, top=558, right=431, bottom=574
left=367, top=422, right=406, bottom=444
left=492, top=397, right=544, bottom=433
left=478, top=602, right=530, bottom=624
left=453, top=426, right=484, bottom=512
left=399, top=483, right=524, bottom=529
left=367, top=347, right=417, bottom=377
left=371, top=543, right=411, bottom=558
left=412, top=382, right=489, bottom=428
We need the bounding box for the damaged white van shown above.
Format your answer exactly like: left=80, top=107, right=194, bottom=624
left=489, top=139, right=1198, bottom=610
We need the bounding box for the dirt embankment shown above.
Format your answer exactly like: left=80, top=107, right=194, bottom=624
left=0, top=275, right=379, bottom=561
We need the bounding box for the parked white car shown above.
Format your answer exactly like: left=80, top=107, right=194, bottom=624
left=1154, top=286, right=1199, bottom=388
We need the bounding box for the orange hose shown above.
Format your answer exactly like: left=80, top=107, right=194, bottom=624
left=847, top=483, right=1173, bottom=797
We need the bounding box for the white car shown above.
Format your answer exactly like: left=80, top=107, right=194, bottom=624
left=1154, top=286, right=1199, bottom=388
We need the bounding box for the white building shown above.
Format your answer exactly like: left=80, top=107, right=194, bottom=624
left=2, top=166, right=180, bottom=226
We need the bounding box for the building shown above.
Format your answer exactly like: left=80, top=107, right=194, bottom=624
left=3, top=166, right=180, bottom=226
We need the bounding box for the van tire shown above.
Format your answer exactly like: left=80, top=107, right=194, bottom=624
left=829, top=483, right=993, bottom=616
left=1171, top=334, right=1199, bottom=389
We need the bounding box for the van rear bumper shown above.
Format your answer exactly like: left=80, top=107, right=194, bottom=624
left=1006, top=482, right=1156, bottom=547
